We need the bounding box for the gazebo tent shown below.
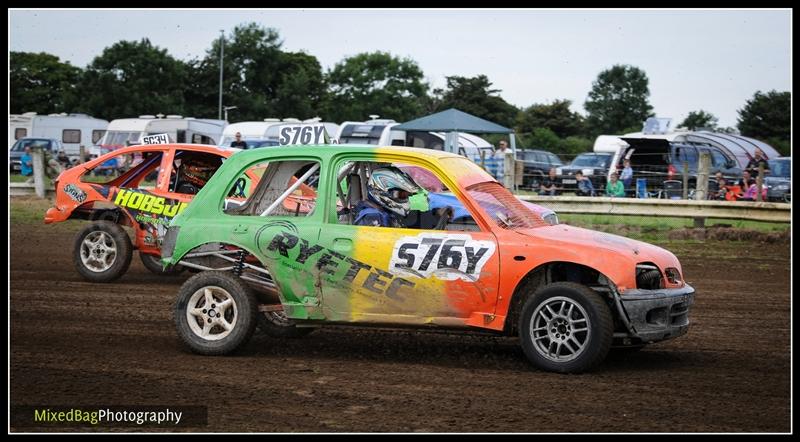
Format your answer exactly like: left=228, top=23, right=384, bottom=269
left=395, top=108, right=517, bottom=155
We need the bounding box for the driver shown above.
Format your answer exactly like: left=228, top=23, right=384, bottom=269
left=176, top=157, right=217, bottom=194
left=354, top=166, right=424, bottom=228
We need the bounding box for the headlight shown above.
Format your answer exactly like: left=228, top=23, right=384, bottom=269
left=582, top=168, right=594, bottom=176
left=636, top=264, right=664, bottom=290
left=555, top=167, right=563, bottom=175
left=543, top=212, right=559, bottom=225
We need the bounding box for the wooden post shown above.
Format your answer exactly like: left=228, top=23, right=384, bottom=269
left=756, top=163, right=765, bottom=202
left=696, top=153, right=711, bottom=201
left=682, top=160, right=689, bottom=200
left=503, top=152, right=514, bottom=190
left=79, top=145, right=86, bottom=163
left=31, top=147, right=46, bottom=198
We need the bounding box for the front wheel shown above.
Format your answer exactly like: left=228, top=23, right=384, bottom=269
left=519, top=282, right=613, bottom=373
left=174, top=271, right=258, bottom=355
left=73, top=221, right=133, bottom=283
left=140, top=252, right=185, bottom=276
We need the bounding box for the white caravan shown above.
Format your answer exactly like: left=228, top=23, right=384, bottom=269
left=99, top=115, right=227, bottom=151
left=218, top=118, right=339, bottom=147
left=337, top=118, right=493, bottom=165
left=8, top=112, right=108, bottom=160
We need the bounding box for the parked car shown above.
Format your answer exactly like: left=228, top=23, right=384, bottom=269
left=765, top=157, right=791, bottom=202
left=162, top=144, right=695, bottom=374
left=9, top=137, right=64, bottom=173
left=517, top=149, right=564, bottom=190
left=616, top=138, right=742, bottom=197
left=243, top=139, right=281, bottom=149
left=556, top=152, right=614, bottom=194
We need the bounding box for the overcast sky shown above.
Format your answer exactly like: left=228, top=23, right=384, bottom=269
left=8, top=8, right=792, bottom=128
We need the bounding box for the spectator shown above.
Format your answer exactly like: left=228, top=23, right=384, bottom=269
left=739, top=180, right=767, bottom=201
left=575, top=171, right=595, bottom=196
left=606, top=172, right=625, bottom=197
left=620, top=159, right=633, bottom=190
left=733, top=170, right=752, bottom=189
left=491, top=140, right=509, bottom=182
left=56, top=150, right=71, bottom=169
left=20, top=146, right=33, bottom=178
left=539, top=167, right=561, bottom=196
left=230, top=132, right=247, bottom=149
left=715, top=173, right=728, bottom=200
left=745, top=148, right=770, bottom=177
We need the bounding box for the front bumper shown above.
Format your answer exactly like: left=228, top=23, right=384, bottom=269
left=619, top=284, right=695, bottom=343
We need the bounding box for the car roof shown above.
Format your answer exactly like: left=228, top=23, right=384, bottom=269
left=103, top=143, right=241, bottom=155
left=229, top=144, right=465, bottom=161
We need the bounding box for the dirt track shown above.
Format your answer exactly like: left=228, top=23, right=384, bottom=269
left=10, top=221, right=791, bottom=432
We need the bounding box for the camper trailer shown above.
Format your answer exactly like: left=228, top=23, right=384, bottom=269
left=8, top=112, right=108, bottom=161
left=337, top=117, right=493, bottom=162
left=99, top=115, right=227, bottom=151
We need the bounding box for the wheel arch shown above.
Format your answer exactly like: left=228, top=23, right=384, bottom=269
left=502, top=261, right=616, bottom=336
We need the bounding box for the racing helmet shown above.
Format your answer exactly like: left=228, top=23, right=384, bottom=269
left=367, top=166, right=422, bottom=218
left=181, top=158, right=217, bottom=188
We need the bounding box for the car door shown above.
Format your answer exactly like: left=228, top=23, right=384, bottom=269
left=315, top=156, right=501, bottom=327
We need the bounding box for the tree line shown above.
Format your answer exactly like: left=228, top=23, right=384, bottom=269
left=10, top=22, right=791, bottom=156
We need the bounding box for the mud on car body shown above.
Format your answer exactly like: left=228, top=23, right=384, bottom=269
left=163, top=144, right=695, bottom=373
left=44, top=143, right=259, bottom=282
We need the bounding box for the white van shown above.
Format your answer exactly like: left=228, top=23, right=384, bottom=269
left=100, top=115, right=227, bottom=151
left=337, top=118, right=492, bottom=161
left=9, top=112, right=108, bottom=160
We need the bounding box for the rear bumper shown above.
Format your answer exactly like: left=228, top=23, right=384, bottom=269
left=619, top=285, right=695, bottom=343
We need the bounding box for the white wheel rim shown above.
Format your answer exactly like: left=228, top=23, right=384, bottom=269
left=79, top=231, right=118, bottom=272
left=530, top=296, right=591, bottom=363
left=186, top=286, right=238, bottom=341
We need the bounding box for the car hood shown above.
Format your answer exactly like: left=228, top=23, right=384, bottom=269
left=515, top=224, right=682, bottom=272
left=764, top=176, right=790, bottom=185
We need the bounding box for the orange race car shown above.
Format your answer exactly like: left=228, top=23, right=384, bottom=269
left=43, top=143, right=269, bottom=282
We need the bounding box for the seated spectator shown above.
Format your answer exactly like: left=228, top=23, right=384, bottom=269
left=538, top=167, right=561, bottom=196
left=739, top=180, right=767, bottom=201
left=733, top=170, right=752, bottom=190
left=56, top=150, right=71, bottom=169
left=715, top=176, right=728, bottom=200
left=575, top=171, right=595, bottom=196
left=606, top=172, right=626, bottom=197
left=620, top=159, right=633, bottom=190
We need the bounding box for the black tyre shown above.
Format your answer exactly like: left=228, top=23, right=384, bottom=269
left=519, top=282, right=613, bottom=373
left=74, top=221, right=133, bottom=283
left=140, top=252, right=185, bottom=276
left=257, top=308, right=315, bottom=338
left=174, top=271, right=258, bottom=355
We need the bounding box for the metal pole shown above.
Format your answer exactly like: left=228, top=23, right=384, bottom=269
left=218, top=30, right=224, bottom=121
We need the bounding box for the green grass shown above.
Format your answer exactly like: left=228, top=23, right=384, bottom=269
left=558, top=213, right=788, bottom=232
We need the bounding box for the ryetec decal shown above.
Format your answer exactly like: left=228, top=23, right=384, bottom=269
left=389, top=233, right=496, bottom=281
left=113, top=189, right=188, bottom=217
left=264, top=231, right=416, bottom=301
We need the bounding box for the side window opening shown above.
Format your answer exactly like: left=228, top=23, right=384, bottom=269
left=334, top=160, right=479, bottom=231
left=170, top=151, right=225, bottom=195
left=224, top=160, right=320, bottom=217
left=80, top=150, right=163, bottom=187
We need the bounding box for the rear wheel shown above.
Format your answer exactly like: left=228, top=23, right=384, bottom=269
left=74, top=221, right=133, bottom=283
left=174, top=271, right=258, bottom=355
left=140, top=252, right=185, bottom=276
left=519, top=282, right=613, bottom=373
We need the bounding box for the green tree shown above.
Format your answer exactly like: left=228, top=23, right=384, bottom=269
left=432, top=75, right=518, bottom=128
left=737, top=90, right=790, bottom=153
left=78, top=39, right=188, bottom=120
left=324, top=51, right=428, bottom=122
left=584, top=64, right=654, bottom=136
left=516, top=99, right=585, bottom=138
left=185, top=23, right=285, bottom=121
left=680, top=110, right=718, bottom=130
left=10, top=52, right=82, bottom=114
left=273, top=51, right=327, bottom=120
